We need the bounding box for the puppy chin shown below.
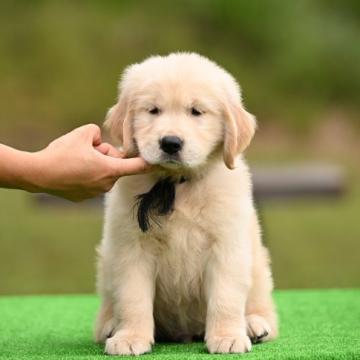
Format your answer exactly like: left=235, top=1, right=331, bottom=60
left=159, top=159, right=184, bottom=170
left=140, top=149, right=205, bottom=172
left=141, top=150, right=185, bottom=168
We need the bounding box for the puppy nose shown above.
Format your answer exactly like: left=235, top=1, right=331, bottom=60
left=159, top=136, right=183, bottom=155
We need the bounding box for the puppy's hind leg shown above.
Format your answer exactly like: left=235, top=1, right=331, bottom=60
left=94, top=298, right=114, bottom=343
left=246, top=245, right=278, bottom=344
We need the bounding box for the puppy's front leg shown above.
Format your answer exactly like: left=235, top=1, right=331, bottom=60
left=205, top=228, right=252, bottom=354
left=105, top=246, right=155, bottom=356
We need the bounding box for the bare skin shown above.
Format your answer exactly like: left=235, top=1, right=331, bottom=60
left=0, top=124, right=151, bottom=202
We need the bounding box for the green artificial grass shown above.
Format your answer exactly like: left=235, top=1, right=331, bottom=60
left=0, top=290, right=359, bottom=359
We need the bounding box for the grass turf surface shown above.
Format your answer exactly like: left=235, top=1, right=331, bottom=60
left=0, top=290, right=359, bottom=359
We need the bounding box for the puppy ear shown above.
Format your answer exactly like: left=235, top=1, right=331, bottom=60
left=223, top=101, right=256, bottom=169
left=103, top=94, right=138, bottom=157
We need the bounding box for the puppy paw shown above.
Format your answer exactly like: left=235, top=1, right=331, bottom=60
left=246, top=314, right=272, bottom=343
left=206, top=334, right=252, bottom=354
left=105, top=331, right=153, bottom=356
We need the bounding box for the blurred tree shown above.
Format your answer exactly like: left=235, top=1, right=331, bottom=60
left=0, top=0, right=359, bottom=147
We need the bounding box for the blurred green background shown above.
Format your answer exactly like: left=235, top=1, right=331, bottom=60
left=0, top=0, right=359, bottom=295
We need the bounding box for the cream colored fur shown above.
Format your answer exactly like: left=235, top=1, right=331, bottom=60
left=95, top=53, right=278, bottom=355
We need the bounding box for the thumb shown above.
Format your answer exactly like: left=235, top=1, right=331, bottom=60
left=109, top=157, right=152, bottom=177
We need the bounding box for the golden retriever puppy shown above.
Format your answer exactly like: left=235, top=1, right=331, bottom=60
left=95, top=53, right=278, bottom=355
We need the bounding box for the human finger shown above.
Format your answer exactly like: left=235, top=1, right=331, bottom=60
left=110, top=157, right=152, bottom=177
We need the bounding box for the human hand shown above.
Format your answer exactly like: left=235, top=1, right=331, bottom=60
left=27, top=124, right=151, bottom=201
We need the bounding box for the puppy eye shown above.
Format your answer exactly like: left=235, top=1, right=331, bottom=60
left=191, top=107, right=202, bottom=116
left=149, top=107, right=160, bottom=115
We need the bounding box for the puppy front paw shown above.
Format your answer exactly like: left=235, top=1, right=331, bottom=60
left=105, top=331, right=153, bottom=356
left=206, top=333, right=252, bottom=354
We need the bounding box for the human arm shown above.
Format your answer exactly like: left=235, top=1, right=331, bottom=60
left=0, top=124, right=150, bottom=201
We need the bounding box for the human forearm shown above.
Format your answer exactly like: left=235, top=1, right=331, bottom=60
left=0, top=144, right=41, bottom=192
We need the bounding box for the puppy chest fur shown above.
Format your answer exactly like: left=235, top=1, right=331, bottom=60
left=152, top=217, right=210, bottom=339
left=151, top=178, right=226, bottom=339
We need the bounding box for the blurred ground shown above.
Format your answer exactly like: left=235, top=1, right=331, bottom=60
left=0, top=1, right=359, bottom=294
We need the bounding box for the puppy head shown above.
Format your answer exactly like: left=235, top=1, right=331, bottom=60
left=105, top=53, right=256, bottom=170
